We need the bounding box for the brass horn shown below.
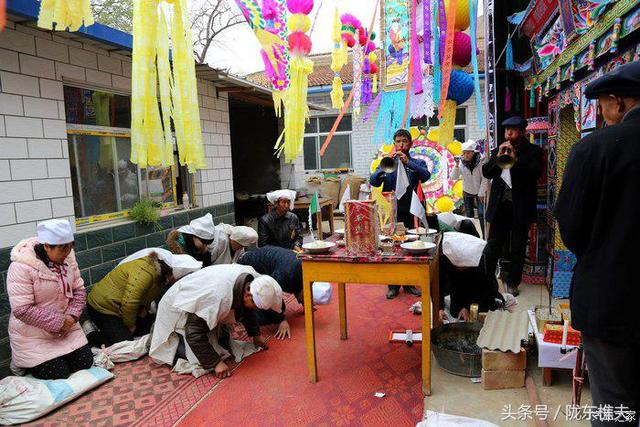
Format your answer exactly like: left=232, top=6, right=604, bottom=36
left=380, top=156, right=397, bottom=173
left=497, top=147, right=516, bottom=169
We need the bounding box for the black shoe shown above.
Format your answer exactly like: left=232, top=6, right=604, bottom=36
left=404, top=286, right=422, bottom=297
left=386, top=288, right=400, bottom=299
left=506, top=284, right=520, bottom=297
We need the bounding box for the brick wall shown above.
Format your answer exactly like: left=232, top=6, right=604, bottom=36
left=281, top=80, right=488, bottom=190
left=0, top=19, right=234, bottom=248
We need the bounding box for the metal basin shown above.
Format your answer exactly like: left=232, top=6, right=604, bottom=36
left=431, top=322, right=483, bottom=377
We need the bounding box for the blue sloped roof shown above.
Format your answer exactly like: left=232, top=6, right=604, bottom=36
left=6, top=0, right=133, bottom=51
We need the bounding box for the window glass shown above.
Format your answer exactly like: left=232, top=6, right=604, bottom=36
left=454, top=128, right=466, bottom=142
left=303, top=137, right=318, bottom=170
left=319, top=115, right=352, bottom=133
left=455, top=108, right=466, bottom=126
left=304, top=118, right=318, bottom=134
left=321, top=134, right=351, bottom=169
left=63, top=86, right=131, bottom=127
left=142, top=167, right=174, bottom=204
left=115, top=137, right=140, bottom=209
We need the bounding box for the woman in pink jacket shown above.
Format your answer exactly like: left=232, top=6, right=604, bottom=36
left=7, top=219, right=92, bottom=379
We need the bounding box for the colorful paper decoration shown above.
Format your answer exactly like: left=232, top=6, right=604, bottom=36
left=1, top=0, right=6, bottom=32
left=276, top=0, right=314, bottom=163
left=447, top=140, right=462, bottom=156
left=235, top=0, right=290, bottom=115
left=468, top=0, right=484, bottom=129
left=444, top=0, right=469, bottom=30
left=434, top=195, right=455, bottom=212
left=452, top=31, right=472, bottom=67
left=38, top=0, right=94, bottom=31
left=438, top=0, right=457, bottom=117
left=330, top=8, right=347, bottom=109
left=131, top=0, right=205, bottom=172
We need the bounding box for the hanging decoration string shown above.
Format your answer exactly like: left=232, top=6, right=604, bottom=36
left=469, top=0, right=484, bottom=129
left=411, top=0, right=423, bottom=95
left=423, top=0, right=432, bottom=65
left=38, top=0, right=94, bottom=31
left=438, top=0, right=456, bottom=118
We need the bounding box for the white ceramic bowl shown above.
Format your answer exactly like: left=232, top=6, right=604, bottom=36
left=400, top=241, right=436, bottom=255
left=302, top=241, right=337, bottom=254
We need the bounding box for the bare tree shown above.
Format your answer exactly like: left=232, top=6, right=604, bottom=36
left=191, top=0, right=245, bottom=64
left=90, top=0, right=133, bottom=33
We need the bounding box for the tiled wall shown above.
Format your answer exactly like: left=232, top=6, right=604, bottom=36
left=0, top=202, right=234, bottom=377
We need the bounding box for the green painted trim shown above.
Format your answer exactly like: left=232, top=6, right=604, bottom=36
left=532, top=0, right=638, bottom=85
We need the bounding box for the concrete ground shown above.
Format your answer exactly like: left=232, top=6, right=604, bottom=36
left=309, top=214, right=591, bottom=426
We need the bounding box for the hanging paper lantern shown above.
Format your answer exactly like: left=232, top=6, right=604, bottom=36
left=444, top=0, right=470, bottom=31
left=287, top=0, right=313, bottom=14
left=452, top=32, right=471, bottom=68
left=452, top=180, right=463, bottom=199
left=447, top=70, right=474, bottom=104
left=447, top=140, right=462, bottom=156
left=288, top=32, right=312, bottom=55
left=434, top=195, right=455, bottom=213
left=340, top=13, right=361, bottom=48
left=409, top=126, right=421, bottom=141
left=288, top=13, right=310, bottom=32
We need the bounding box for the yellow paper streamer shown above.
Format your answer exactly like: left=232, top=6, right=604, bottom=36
left=371, top=185, right=392, bottom=231
left=438, top=100, right=457, bottom=147
left=330, top=8, right=347, bottom=109
left=38, top=0, right=94, bottom=31
left=447, top=140, right=462, bottom=156
left=131, top=0, right=205, bottom=173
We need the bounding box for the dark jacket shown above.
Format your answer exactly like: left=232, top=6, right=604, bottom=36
left=554, top=106, right=640, bottom=343
left=482, top=140, right=542, bottom=225
left=166, top=230, right=212, bottom=267
left=183, top=274, right=260, bottom=369
left=369, top=156, right=431, bottom=213
left=258, top=211, right=303, bottom=249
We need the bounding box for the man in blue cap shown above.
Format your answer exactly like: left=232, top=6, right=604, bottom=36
left=482, top=116, right=542, bottom=296
left=554, top=60, right=640, bottom=422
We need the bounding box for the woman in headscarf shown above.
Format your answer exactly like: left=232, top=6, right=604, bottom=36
left=87, top=248, right=201, bottom=346
left=6, top=219, right=93, bottom=379
left=149, top=264, right=282, bottom=379
left=167, top=213, right=216, bottom=267
left=209, top=224, right=258, bottom=265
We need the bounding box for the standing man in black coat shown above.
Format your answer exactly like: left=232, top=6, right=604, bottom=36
left=482, top=116, right=542, bottom=296
left=554, top=61, right=640, bottom=424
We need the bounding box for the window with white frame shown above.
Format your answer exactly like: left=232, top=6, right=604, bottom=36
left=411, top=107, right=467, bottom=142
left=63, top=85, right=176, bottom=220
left=303, top=115, right=352, bottom=170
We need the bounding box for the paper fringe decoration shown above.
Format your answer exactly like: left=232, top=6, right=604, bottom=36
left=423, top=0, right=431, bottom=64
left=352, top=43, right=363, bottom=118
left=330, top=8, right=347, bottom=109
left=505, top=35, right=514, bottom=70
left=38, top=0, right=94, bottom=31
left=438, top=0, right=457, bottom=117
left=433, top=0, right=442, bottom=104
left=438, top=99, right=457, bottom=147
left=276, top=0, right=314, bottom=163
left=412, top=74, right=435, bottom=119
left=411, top=0, right=423, bottom=95
left=468, top=0, right=484, bottom=129
left=236, top=0, right=290, bottom=115
left=373, top=90, right=409, bottom=146
left=131, top=0, right=205, bottom=172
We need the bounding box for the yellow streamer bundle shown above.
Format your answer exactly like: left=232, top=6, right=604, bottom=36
left=434, top=195, right=455, bottom=213
left=131, top=0, right=205, bottom=173
left=447, top=140, right=462, bottom=156
left=38, top=0, right=94, bottom=31
left=438, top=100, right=458, bottom=147
left=330, top=8, right=347, bottom=109
left=371, top=186, right=392, bottom=230
left=278, top=56, right=313, bottom=162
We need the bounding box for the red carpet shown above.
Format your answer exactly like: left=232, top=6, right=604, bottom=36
left=179, top=284, right=424, bottom=427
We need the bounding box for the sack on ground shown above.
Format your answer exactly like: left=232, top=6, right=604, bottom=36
left=312, top=282, right=333, bottom=305
left=0, top=367, right=113, bottom=425
left=92, top=334, right=151, bottom=369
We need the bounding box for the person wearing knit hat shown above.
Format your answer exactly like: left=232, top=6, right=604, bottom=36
left=166, top=213, right=216, bottom=267
left=554, top=61, right=640, bottom=416
left=452, top=139, right=488, bottom=237
left=6, top=219, right=93, bottom=379
left=150, top=264, right=282, bottom=379
left=258, top=190, right=303, bottom=251
left=209, top=224, right=258, bottom=265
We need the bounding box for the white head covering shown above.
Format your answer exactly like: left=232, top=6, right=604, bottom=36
left=461, top=140, right=478, bottom=152
left=229, top=226, right=258, bottom=247
left=250, top=275, right=283, bottom=311
left=37, top=219, right=74, bottom=245
left=118, top=248, right=202, bottom=279
left=178, top=213, right=215, bottom=240
left=266, top=190, right=296, bottom=210
left=442, top=232, right=487, bottom=268
left=437, top=212, right=467, bottom=229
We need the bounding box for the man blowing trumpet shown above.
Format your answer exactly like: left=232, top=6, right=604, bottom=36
left=482, top=116, right=542, bottom=296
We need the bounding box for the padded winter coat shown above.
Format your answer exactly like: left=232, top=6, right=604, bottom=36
left=7, top=238, right=87, bottom=368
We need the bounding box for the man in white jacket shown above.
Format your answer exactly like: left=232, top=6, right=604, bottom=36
left=452, top=140, right=488, bottom=237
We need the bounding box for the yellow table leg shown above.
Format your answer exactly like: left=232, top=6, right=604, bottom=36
left=303, top=277, right=318, bottom=383
left=338, top=283, right=347, bottom=340
left=420, top=272, right=432, bottom=396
